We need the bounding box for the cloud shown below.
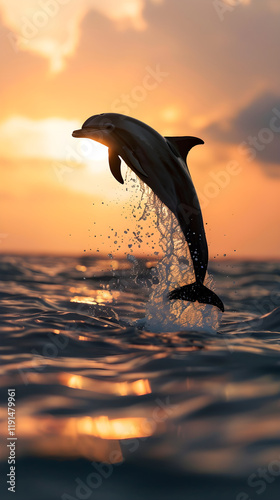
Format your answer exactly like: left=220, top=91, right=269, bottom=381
left=1, top=0, right=280, bottom=127
left=0, top=0, right=162, bottom=72
left=204, top=93, right=280, bottom=171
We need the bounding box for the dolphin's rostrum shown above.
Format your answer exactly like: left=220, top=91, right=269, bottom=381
left=72, top=113, right=224, bottom=312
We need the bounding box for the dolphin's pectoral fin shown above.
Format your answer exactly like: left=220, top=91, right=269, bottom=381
left=122, top=146, right=148, bottom=178
left=108, top=149, right=124, bottom=184
left=168, top=282, right=224, bottom=312
left=165, top=136, right=204, bottom=160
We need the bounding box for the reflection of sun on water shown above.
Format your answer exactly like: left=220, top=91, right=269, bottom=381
left=60, top=373, right=152, bottom=396
left=71, top=296, right=99, bottom=305
left=66, top=375, right=83, bottom=389
left=78, top=335, right=89, bottom=341
left=77, top=415, right=154, bottom=440
left=70, top=290, right=119, bottom=305
left=4, top=373, right=154, bottom=462
left=117, top=379, right=152, bottom=396
left=75, top=265, right=87, bottom=272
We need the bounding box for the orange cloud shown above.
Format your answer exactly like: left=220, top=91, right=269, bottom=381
left=0, top=0, right=162, bottom=72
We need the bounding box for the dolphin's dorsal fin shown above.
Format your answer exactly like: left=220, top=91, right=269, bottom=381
left=165, top=136, right=204, bottom=160
left=108, top=149, right=124, bottom=184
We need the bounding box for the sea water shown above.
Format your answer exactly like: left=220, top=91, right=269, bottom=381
left=1, top=172, right=280, bottom=500
left=0, top=253, right=280, bottom=500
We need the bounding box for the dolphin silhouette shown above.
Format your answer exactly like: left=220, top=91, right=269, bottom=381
left=72, top=113, right=224, bottom=312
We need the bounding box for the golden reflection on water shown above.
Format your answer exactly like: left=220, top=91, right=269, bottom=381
left=78, top=335, right=90, bottom=341
left=71, top=296, right=98, bottom=305
left=59, top=373, right=152, bottom=396
left=64, top=374, right=84, bottom=389
left=5, top=412, right=153, bottom=441
left=70, top=290, right=120, bottom=305
left=75, top=265, right=87, bottom=272
left=117, top=378, right=151, bottom=396
left=76, top=415, right=154, bottom=439
left=4, top=413, right=124, bottom=462
left=0, top=411, right=153, bottom=462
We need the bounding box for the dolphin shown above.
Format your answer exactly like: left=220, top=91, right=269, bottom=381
left=72, top=113, right=224, bottom=312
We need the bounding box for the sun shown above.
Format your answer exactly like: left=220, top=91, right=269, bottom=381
left=76, top=138, right=108, bottom=162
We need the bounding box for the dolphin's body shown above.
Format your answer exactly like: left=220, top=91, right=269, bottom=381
left=73, top=113, right=224, bottom=312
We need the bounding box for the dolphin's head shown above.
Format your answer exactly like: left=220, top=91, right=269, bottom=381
left=73, top=113, right=155, bottom=182
left=72, top=113, right=160, bottom=149
left=72, top=113, right=128, bottom=148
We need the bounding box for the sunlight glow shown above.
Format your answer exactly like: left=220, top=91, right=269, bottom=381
left=76, top=139, right=108, bottom=162
left=0, top=116, right=80, bottom=160
left=161, top=107, right=180, bottom=123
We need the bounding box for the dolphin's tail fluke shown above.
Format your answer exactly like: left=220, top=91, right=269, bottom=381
left=168, top=282, right=224, bottom=312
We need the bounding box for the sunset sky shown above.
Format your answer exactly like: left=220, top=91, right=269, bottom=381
left=0, top=0, right=280, bottom=259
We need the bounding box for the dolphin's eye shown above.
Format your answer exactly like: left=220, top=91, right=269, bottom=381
left=104, top=123, right=115, bottom=131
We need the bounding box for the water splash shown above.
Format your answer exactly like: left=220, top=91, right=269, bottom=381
left=130, top=174, right=222, bottom=333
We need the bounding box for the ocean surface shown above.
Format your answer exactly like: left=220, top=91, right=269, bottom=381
left=0, top=254, right=280, bottom=500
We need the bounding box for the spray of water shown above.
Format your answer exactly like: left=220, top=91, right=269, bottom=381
left=128, top=172, right=222, bottom=334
